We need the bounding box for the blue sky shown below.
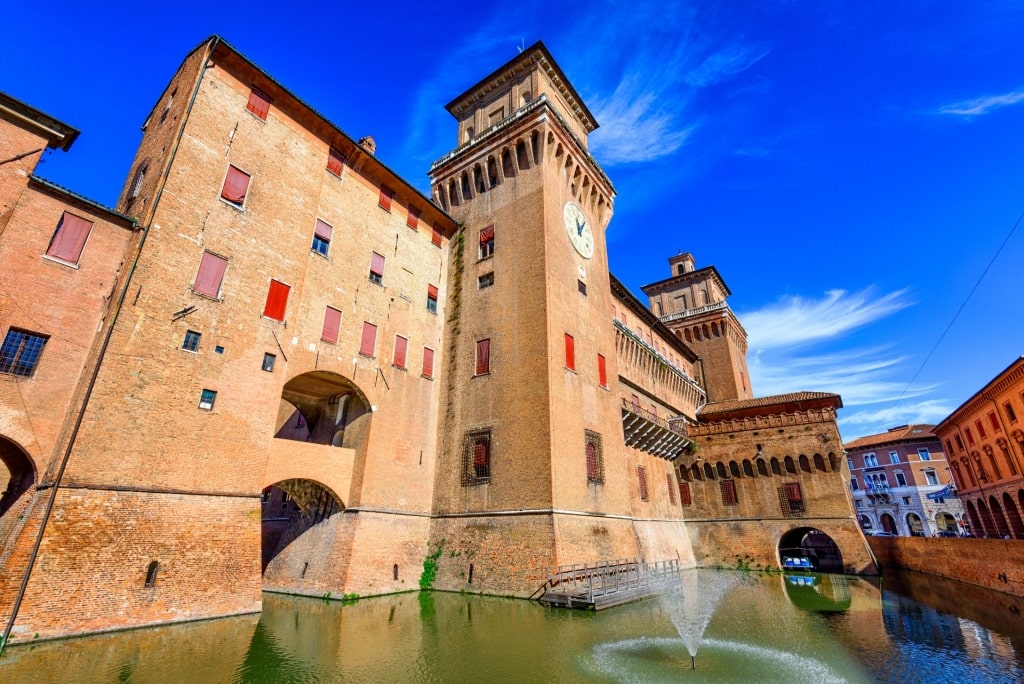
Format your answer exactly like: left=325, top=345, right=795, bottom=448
left=3, top=1, right=1022, bottom=441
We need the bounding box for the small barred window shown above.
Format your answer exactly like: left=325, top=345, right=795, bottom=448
left=585, top=430, right=603, bottom=484
left=462, top=430, right=491, bottom=485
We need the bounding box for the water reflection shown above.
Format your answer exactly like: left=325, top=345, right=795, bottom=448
left=1, top=572, right=1020, bottom=683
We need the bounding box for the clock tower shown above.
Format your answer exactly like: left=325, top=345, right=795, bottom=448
left=427, top=43, right=640, bottom=594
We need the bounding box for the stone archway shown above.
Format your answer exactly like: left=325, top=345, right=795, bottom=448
left=906, top=512, right=924, bottom=537
left=0, top=436, right=35, bottom=519
left=1001, top=492, right=1024, bottom=539
left=880, top=513, right=897, bottom=535
left=261, top=478, right=345, bottom=589
left=989, top=496, right=1011, bottom=539
left=778, top=527, right=844, bottom=573
left=935, top=512, right=957, bottom=533
left=275, top=370, right=372, bottom=451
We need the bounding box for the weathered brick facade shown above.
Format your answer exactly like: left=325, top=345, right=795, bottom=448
left=0, top=37, right=872, bottom=642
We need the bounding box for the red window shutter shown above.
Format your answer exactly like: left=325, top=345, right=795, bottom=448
left=598, top=354, right=607, bottom=387
left=394, top=335, right=408, bottom=368
left=679, top=482, right=691, bottom=506
left=194, top=251, right=228, bottom=298
left=667, top=474, right=677, bottom=504
left=785, top=483, right=802, bottom=502
left=321, top=306, right=342, bottom=343
left=246, top=88, right=271, bottom=120
left=360, top=322, right=377, bottom=356
left=479, top=225, right=494, bottom=244
left=407, top=207, right=420, bottom=229
left=989, top=413, right=1001, bottom=432
left=422, top=347, right=434, bottom=379
left=611, top=305, right=616, bottom=319
left=263, top=280, right=290, bottom=321
left=221, top=165, right=250, bottom=205
left=473, top=441, right=488, bottom=466
left=476, top=339, right=490, bottom=375
left=46, top=212, right=94, bottom=264
left=428, top=284, right=439, bottom=299
left=327, top=148, right=345, bottom=175
left=370, top=252, right=385, bottom=277
left=314, top=219, right=333, bottom=241
left=564, top=333, right=575, bottom=370
left=721, top=479, right=737, bottom=505
left=637, top=467, right=649, bottom=500
left=631, top=394, right=640, bottom=409
left=431, top=226, right=442, bottom=247
left=378, top=185, right=393, bottom=211
left=586, top=443, right=598, bottom=480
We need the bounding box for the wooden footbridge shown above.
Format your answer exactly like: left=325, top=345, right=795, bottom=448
left=533, top=558, right=681, bottom=610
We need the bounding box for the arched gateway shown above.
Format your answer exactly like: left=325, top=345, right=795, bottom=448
left=778, top=527, right=844, bottom=573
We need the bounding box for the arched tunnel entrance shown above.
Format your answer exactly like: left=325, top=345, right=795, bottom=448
left=274, top=371, right=372, bottom=450
left=0, top=436, right=36, bottom=521
left=261, top=478, right=344, bottom=578
left=778, top=527, right=844, bottom=574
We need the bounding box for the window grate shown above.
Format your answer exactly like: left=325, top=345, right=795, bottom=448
left=585, top=430, right=603, bottom=483
left=462, top=430, right=491, bottom=485
left=778, top=483, right=805, bottom=516
left=0, top=329, right=48, bottom=377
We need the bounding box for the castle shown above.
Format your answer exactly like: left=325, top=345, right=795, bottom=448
left=0, top=37, right=873, bottom=642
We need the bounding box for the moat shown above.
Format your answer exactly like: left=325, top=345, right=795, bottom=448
left=2, top=570, right=1021, bottom=682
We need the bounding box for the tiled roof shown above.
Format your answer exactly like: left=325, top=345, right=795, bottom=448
left=699, top=392, right=841, bottom=417
left=843, top=424, right=937, bottom=450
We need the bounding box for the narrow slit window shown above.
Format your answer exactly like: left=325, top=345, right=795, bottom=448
left=564, top=333, right=575, bottom=371
left=637, top=466, right=649, bottom=501
left=144, top=561, right=159, bottom=588
left=597, top=354, right=607, bottom=388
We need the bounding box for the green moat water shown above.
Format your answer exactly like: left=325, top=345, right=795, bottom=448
left=2, top=570, right=1022, bottom=682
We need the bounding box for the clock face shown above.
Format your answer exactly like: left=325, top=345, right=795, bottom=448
left=563, top=202, right=594, bottom=259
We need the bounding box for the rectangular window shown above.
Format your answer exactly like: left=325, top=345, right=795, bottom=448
left=720, top=479, right=738, bottom=505
left=407, top=207, right=420, bottom=230
left=478, top=272, right=494, bottom=289
left=564, top=333, right=575, bottom=371
left=221, top=165, right=251, bottom=207
left=263, top=280, right=290, bottom=321
left=369, top=252, right=385, bottom=285
left=427, top=284, right=438, bottom=313
left=422, top=347, right=434, bottom=379
left=359, top=322, right=377, bottom=357
left=783, top=482, right=804, bottom=513
left=312, top=219, right=332, bottom=256
left=0, top=329, right=48, bottom=377
left=246, top=88, right=271, bottom=120
left=597, top=354, right=608, bottom=388
left=46, top=212, right=93, bottom=265
left=965, top=427, right=975, bottom=445
left=393, top=335, right=408, bottom=369
left=679, top=481, right=692, bottom=506
left=637, top=466, right=649, bottom=501
left=378, top=185, right=393, bottom=212
left=198, top=389, right=217, bottom=410
left=989, top=412, right=1001, bottom=432
left=1006, top=402, right=1018, bottom=423
left=976, top=420, right=987, bottom=440
left=889, top=451, right=900, bottom=464
left=321, top=306, right=342, bottom=344
left=585, top=431, right=603, bottom=483
left=667, top=473, right=677, bottom=505
left=924, top=469, right=938, bottom=486
left=917, top=448, right=931, bottom=461
left=432, top=225, right=442, bottom=247
left=851, top=477, right=859, bottom=490
left=193, top=251, right=228, bottom=299
left=475, top=338, right=490, bottom=375
left=182, top=330, right=201, bottom=352
left=479, top=225, right=495, bottom=259
left=895, top=471, right=907, bottom=487
left=463, top=431, right=491, bottom=485
left=327, top=148, right=345, bottom=176
left=262, top=353, right=275, bottom=372
left=955, top=434, right=965, bottom=450
left=864, top=453, right=878, bottom=467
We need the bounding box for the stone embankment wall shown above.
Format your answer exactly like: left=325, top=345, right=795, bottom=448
left=868, top=537, right=1024, bottom=597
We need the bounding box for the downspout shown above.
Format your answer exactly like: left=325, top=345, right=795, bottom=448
left=0, top=37, right=221, bottom=653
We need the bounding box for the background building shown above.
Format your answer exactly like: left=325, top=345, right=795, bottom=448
left=844, top=425, right=963, bottom=536
left=0, top=38, right=872, bottom=642
left=935, top=357, right=1024, bottom=539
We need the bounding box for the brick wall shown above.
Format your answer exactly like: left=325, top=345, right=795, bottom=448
left=869, top=536, right=1024, bottom=597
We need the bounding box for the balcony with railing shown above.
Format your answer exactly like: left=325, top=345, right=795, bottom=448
left=621, top=398, right=692, bottom=460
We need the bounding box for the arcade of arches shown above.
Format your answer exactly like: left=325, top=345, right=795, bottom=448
left=964, top=491, right=1024, bottom=539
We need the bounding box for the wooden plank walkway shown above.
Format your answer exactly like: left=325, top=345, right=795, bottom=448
left=537, top=558, right=681, bottom=610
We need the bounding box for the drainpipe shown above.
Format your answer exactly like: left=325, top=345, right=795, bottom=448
left=0, top=37, right=221, bottom=654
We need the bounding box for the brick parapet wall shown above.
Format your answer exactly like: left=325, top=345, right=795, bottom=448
left=868, top=536, right=1024, bottom=597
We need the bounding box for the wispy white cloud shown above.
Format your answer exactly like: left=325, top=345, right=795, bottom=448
left=839, top=400, right=954, bottom=429
left=938, top=90, right=1024, bottom=117
left=741, top=288, right=911, bottom=351
left=684, top=45, right=769, bottom=87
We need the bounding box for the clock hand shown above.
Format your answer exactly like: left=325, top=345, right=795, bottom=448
left=576, top=217, right=584, bottom=236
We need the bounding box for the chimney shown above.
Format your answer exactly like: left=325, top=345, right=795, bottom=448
left=358, top=136, right=376, bottom=155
